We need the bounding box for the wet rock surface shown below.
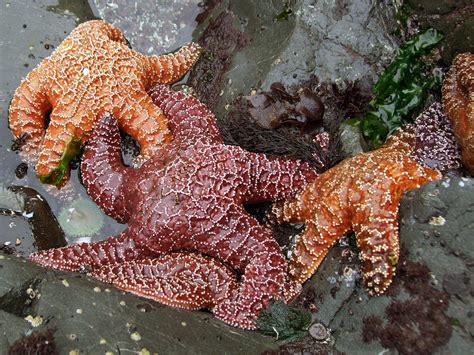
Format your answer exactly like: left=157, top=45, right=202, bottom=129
left=407, top=0, right=474, bottom=63
left=0, top=0, right=473, bottom=353
left=91, top=0, right=202, bottom=54
left=190, top=0, right=398, bottom=120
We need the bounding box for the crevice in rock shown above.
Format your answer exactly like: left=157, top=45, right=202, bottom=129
left=0, top=278, right=43, bottom=318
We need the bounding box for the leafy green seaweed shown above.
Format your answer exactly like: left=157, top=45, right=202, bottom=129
left=256, top=300, right=312, bottom=343
left=348, top=29, right=444, bottom=147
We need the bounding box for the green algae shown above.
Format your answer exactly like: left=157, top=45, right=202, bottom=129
left=37, top=137, right=82, bottom=186
left=348, top=28, right=444, bottom=147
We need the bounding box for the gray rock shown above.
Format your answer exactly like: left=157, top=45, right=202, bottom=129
left=91, top=0, right=202, bottom=54
left=339, top=122, right=369, bottom=157
left=191, top=0, right=399, bottom=120
left=407, top=0, right=473, bottom=63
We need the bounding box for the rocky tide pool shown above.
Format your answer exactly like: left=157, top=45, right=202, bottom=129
left=0, top=0, right=472, bottom=353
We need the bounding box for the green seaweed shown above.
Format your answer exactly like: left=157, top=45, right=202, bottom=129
left=256, top=300, right=311, bottom=343
left=348, top=29, right=444, bottom=147
left=38, top=137, right=82, bottom=186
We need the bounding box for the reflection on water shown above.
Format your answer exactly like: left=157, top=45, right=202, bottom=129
left=92, top=0, right=201, bottom=53
left=0, top=0, right=202, bottom=254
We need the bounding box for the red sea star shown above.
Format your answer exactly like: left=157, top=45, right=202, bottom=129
left=9, top=20, right=201, bottom=186
left=271, top=128, right=442, bottom=295
left=442, top=52, right=474, bottom=175
left=30, top=85, right=317, bottom=329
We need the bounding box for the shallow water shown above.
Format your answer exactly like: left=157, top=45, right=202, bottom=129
left=0, top=0, right=202, bottom=255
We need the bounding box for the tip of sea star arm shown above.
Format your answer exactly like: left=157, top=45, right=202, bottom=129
left=144, top=41, right=202, bottom=86
left=30, top=247, right=84, bottom=272
left=72, top=20, right=126, bottom=44
left=36, top=136, right=82, bottom=187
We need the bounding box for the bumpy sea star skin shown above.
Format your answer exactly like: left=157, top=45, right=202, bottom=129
left=413, top=102, right=462, bottom=173
left=442, top=52, right=474, bottom=175
left=272, top=128, right=442, bottom=295
left=9, top=20, right=201, bottom=186
left=30, top=85, right=317, bottom=329
left=92, top=253, right=239, bottom=310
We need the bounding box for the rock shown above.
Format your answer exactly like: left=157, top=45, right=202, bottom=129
left=0, top=253, right=278, bottom=354
left=0, top=185, right=66, bottom=253
left=407, top=0, right=474, bottom=63
left=339, top=122, right=368, bottom=157
left=191, top=0, right=399, bottom=120
left=91, top=0, right=201, bottom=54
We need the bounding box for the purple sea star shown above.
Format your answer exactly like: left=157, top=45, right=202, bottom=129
left=30, top=85, right=317, bottom=329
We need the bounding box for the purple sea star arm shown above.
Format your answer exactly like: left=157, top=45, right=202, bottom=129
left=196, top=204, right=288, bottom=329
left=239, top=149, right=318, bottom=204
left=30, top=230, right=153, bottom=271
left=148, top=84, right=222, bottom=145
left=81, top=112, right=133, bottom=223
left=90, top=253, right=238, bottom=310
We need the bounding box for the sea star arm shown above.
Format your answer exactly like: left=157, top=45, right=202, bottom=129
left=115, top=89, right=172, bottom=160
left=148, top=84, right=222, bottom=145
left=352, top=202, right=400, bottom=295
left=199, top=205, right=289, bottom=329
left=142, top=43, right=202, bottom=86
left=285, top=187, right=351, bottom=284
left=71, top=19, right=127, bottom=44
left=81, top=113, right=133, bottom=223
left=29, top=229, right=152, bottom=271
left=8, top=65, right=51, bottom=153
left=34, top=106, right=83, bottom=185
left=241, top=150, right=317, bottom=204
left=90, top=253, right=238, bottom=311
left=442, top=52, right=474, bottom=174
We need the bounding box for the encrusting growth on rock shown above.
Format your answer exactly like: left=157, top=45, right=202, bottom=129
left=30, top=85, right=317, bottom=329
left=9, top=20, right=201, bottom=186
left=271, top=127, right=442, bottom=295
left=442, top=52, right=474, bottom=175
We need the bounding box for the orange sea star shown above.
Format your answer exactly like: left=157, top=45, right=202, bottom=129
left=9, top=20, right=201, bottom=186
left=442, top=52, right=474, bottom=175
left=271, top=128, right=442, bottom=295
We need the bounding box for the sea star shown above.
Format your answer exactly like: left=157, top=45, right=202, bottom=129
left=442, top=52, right=474, bottom=175
left=9, top=20, right=201, bottom=186
left=30, top=85, right=317, bottom=329
left=413, top=102, right=462, bottom=173
left=271, top=127, right=442, bottom=295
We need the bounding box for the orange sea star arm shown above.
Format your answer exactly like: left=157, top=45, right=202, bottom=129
left=142, top=42, right=202, bottom=86
left=9, top=65, right=51, bottom=152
